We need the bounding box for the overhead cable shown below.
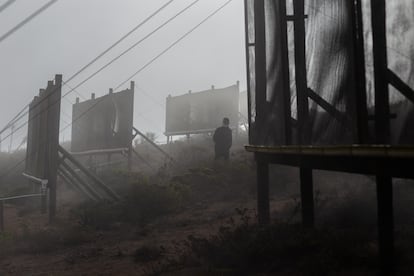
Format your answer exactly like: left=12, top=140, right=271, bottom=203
left=115, top=0, right=234, bottom=90
left=0, top=0, right=58, bottom=44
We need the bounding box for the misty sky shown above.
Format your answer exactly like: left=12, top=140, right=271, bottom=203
left=0, top=0, right=246, bottom=146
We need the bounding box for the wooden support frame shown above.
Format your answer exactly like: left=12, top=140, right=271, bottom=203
left=388, top=69, right=414, bottom=103
left=245, top=0, right=414, bottom=272
left=58, top=163, right=102, bottom=201
left=47, top=75, right=62, bottom=222
left=351, top=0, right=370, bottom=144
left=279, top=0, right=292, bottom=145
left=253, top=0, right=267, bottom=134
left=293, top=0, right=309, bottom=145
left=58, top=145, right=120, bottom=201
left=247, top=144, right=414, bottom=274
left=371, top=0, right=390, bottom=144
left=292, top=0, right=314, bottom=229
left=133, top=127, right=174, bottom=162
left=243, top=0, right=253, bottom=142
left=307, top=88, right=349, bottom=126
left=25, top=75, right=62, bottom=222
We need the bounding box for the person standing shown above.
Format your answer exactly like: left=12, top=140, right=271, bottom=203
left=213, top=117, right=232, bottom=160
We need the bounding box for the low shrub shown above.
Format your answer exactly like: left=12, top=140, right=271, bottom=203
left=70, top=181, right=186, bottom=229
left=184, top=209, right=378, bottom=275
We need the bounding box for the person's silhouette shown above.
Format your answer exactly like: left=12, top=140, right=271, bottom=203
left=213, top=117, right=232, bottom=160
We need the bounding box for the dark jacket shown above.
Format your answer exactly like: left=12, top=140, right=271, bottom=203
left=213, top=126, right=232, bottom=154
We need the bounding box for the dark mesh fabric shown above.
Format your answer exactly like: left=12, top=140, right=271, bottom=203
left=305, top=0, right=356, bottom=144
left=247, top=0, right=414, bottom=146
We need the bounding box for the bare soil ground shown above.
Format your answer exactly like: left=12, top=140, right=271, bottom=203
left=0, top=193, right=294, bottom=275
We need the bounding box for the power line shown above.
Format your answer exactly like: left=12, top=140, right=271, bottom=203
left=136, top=84, right=165, bottom=109
left=0, top=0, right=58, bottom=44
left=0, top=0, right=174, bottom=139
left=1, top=0, right=235, bottom=179
left=115, top=0, right=234, bottom=90
left=65, top=0, right=201, bottom=97
left=67, top=0, right=175, bottom=83
left=0, top=0, right=16, bottom=14
left=0, top=104, right=29, bottom=136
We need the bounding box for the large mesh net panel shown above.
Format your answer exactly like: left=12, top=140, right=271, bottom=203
left=165, top=84, right=239, bottom=135
left=71, top=88, right=134, bottom=152
left=246, top=0, right=414, bottom=146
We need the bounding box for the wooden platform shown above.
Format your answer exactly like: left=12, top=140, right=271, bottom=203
left=246, top=144, right=414, bottom=272
left=246, top=144, right=414, bottom=179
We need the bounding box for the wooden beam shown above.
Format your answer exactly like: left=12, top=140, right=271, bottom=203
left=58, top=167, right=99, bottom=201
left=58, top=169, right=82, bottom=195
left=253, top=0, right=267, bottom=132
left=293, top=0, right=309, bottom=145
left=388, top=69, right=414, bottom=103
left=351, top=0, right=369, bottom=144
left=70, top=147, right=128, bottom=156
left=59, top=161, right=103, bottom=201
left=134, top=127, right=174, bottom=161
left=307, top=88, right=349, bottom=126
left=243, top=0, right=253, bottom=142
left=132, top=148, right=156, bottom=172
left=58, top=145, right=120, bottom=201
left=279, top=0, right=292, bottom=144
left=47, top=75, right=62, bottom=222
left=371, top=0, right=390, bottom=144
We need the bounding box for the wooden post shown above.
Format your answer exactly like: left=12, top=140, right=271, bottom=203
left=41, top=186, right=47, bottom=214
left=58, top=166, right=100, bottom=201
left=253, top=0, right=267, bottom=139
left=47, top=75, right=62, bottom=222
left=59, top=161, right=102, bottom=200
left=293, top=0, right=309, bottom=144
left=371, top=1, right=394, bottom=271
left=351, top=0, right=369, bottom=144
left=128, top=81, right=135, bottom=172
left=371, top=0, right=390, bottom=144
left=376, top=171, right=394, bottom=273
left=293, top=0, right=315, bottom=228
left=243, top=0, right=253, bottom=142
left=279, top=0, right=292, bottom=145
left=133, top=127, right=174, bottom=161
left=256, top=156, right=270, bottom=224
left=0, top=201, right=4, bottom=232
left=58, top=145, right=119, bottom=201
left=39, top=88, right=48, bottom=214
left=300, top=168, right=314, bottom=227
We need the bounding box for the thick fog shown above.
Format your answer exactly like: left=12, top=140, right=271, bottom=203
left=0, top=0, right=246, bottom=146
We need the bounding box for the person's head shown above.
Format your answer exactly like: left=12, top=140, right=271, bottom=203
left=222, top=117, right=230, bottom=126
